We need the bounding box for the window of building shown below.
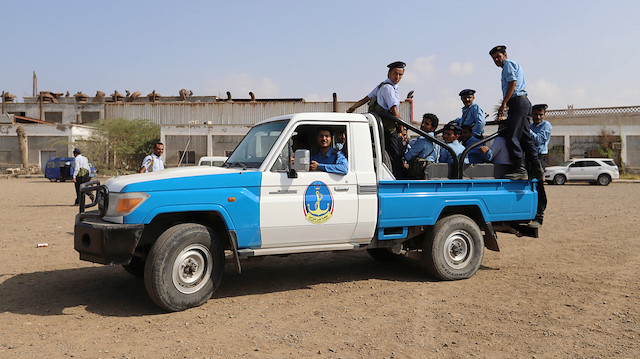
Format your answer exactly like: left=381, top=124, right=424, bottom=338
left=81, top=111, right=100, bottom=124
left=45, top=112, right=63, bottom=123
left=177, top=150, right=196, bottom=165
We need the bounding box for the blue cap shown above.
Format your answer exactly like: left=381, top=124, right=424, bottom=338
left=73, top=148, right=81, bottom=154
left=443, top=123, right=462, bottom=134
left=459, top=89, right=476, bottom=96
left=387, top=61, right=406, bottom=69
left=490, top=45, right=507, bottom=55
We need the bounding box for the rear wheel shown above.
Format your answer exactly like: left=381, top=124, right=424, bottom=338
left=597, top=174, right=611, bottom=186
left=553, top=174, right=566, bottom=185
left=144, top=223, right=224, bottom=311
left=424, top=215, right=484, bottom=280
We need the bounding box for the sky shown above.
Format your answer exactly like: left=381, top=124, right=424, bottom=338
left=2, top=0, right=639, bottom=122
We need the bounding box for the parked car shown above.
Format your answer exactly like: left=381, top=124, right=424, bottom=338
left=545, top=158, right=619, bottom=186
left=45, top=157, right=96, bottom=182
left=198, top=156, right=228, bottom=167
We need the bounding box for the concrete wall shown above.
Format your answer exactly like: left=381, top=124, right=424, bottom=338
left=0, top=123, right=97, bottom=169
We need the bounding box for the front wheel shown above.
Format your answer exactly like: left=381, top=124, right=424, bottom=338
left=144, top=223, right=224, bottom=311
left=424, top=215, right=484, bottom=280
left=597, top=174, right=611, bottom=186
left=553, top=174, right=566, bottom=185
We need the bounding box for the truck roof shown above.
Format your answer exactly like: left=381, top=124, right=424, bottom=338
left=255, top=112, right=371, bottom=126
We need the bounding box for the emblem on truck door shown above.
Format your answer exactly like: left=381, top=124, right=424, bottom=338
left=303, top=181, right=334, bottom=224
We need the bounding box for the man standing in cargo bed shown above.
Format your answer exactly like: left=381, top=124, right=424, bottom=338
left=347, top=61, right=407, bottom=177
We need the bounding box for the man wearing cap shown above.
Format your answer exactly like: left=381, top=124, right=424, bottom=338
left=459, top=125, right=491, bottom=164
left=347, top=61, right=406, bottom=177
left=140, top=142, right=165, bottom=173
left=72, top=148, right=93, bottom=206
left=489, top=45, right=538, bottom=179
left=453, top=89, right=485, bottom=139
left=438, top=123, right=466, bottom=164
left=529, top=104, right=553, bottom=170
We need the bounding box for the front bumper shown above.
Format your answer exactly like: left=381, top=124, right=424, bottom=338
left=74, top=216, right=143, bottom=265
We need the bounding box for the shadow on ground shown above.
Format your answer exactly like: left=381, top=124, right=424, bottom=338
left=0, top=251, right=490, bottom=316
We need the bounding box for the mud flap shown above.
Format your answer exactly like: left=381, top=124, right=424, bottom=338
left=483, top=222, right=500, bottom=252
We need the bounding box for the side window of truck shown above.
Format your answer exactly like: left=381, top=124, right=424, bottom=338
left=270, top=124, right=347, bottom=172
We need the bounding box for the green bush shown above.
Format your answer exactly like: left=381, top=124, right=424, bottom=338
left=82, top=118, right=160, bottom=171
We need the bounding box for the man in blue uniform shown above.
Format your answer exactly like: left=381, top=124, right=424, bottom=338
left=310, top=127, right=348, bottom=175
left=347, top=61, right=406, bottom=177
left=490, top=45, right=538, bottom=179
left=530, top=104, right=553, bottom=170
left=438, top=123, right=466, bottom=164
left=453, top=89, right=485, bottom=139
left=405, top=113, right=440, bottom=163
left=459, top=125, right=491, bottom=164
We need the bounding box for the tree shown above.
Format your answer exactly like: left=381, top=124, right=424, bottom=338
left=597, top=128, right=619, bottom=159
left=84, top=118, right=160, bottom=171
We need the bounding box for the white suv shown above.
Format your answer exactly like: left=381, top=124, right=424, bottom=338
left=545, top=158, right=619, bottom=186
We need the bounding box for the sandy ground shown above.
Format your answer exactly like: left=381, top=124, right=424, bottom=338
left=0, top=177, right=638, bottom=359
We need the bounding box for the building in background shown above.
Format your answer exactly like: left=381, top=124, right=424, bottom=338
left=0, top=90, right=414, bottom=169
left=2, top=89, right=639, bottom=172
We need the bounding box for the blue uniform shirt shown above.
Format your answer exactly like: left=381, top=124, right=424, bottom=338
left=311, top=147, right=348, bottom=175
left=454, top=103, right=485, bottom=138
left=462, top=136, right=491, bottom=164
left=404, top=132, right=439, bottom=162
left=501, top=59, right=527, bottom=98
left=530, top=120, right=552, bottom=155
left=438, top=140, right=466, bottom=164
left=367, top=78, right=400, bottom=111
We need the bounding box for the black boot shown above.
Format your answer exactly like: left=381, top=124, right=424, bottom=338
left=504, top=161, right=528, bottom=180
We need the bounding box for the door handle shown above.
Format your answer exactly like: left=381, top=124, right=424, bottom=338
left=334, top=186, right=349, bottom=192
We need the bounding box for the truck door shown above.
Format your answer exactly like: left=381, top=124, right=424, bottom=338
left=259, top=123, right=358, bottom=248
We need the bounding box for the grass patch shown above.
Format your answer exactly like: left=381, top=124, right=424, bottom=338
left=620, top=173, right=640, bottom=180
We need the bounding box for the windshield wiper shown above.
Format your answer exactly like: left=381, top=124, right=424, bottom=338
left=224, top=162, right=247, bottom=170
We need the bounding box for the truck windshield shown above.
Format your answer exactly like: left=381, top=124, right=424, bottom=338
left=225, top=120, right=288, bottom=168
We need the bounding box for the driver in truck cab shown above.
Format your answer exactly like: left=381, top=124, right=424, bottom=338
left=309, top=127, right=348, bottom=175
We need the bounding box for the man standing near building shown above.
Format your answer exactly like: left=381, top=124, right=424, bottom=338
left=140, top=142, right=165, bottom=173
left=346, top=61, right=406, bottom=177
left=72, top=148, right=92, bottom=205
left=453, top=89, right=485, bottom=139
left=489, top=45, right=537, bottom=179
left=530, top=104, right=553, bottom=170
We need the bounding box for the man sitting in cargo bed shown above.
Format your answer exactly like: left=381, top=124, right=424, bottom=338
left=310, top=127, right=348, bottom=175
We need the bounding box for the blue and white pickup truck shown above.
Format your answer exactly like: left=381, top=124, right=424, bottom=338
left=75, top=112, right=538, bottom=311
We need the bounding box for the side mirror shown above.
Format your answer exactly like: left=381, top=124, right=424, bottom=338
left=292, top=149, right=310, bottom=172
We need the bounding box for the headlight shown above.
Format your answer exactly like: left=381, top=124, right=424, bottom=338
left=105, top=192, right=150, bottom=217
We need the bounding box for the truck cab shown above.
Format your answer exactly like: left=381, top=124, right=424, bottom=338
left=75, top=112, right=538, bottom=311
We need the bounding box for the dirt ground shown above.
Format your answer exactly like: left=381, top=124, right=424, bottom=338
left=0, top=177, right=638, bottom=359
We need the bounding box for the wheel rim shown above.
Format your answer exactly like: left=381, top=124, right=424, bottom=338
left=442, top=230, right=474, bottom=269
left=172, top=244, right=213, bottom=294
left=599, top=176, right=609, bottom=185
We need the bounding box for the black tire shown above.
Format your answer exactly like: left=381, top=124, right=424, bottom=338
left=424, top=215, right=484, bottom=280
left=122, top=256, right=145, bottom=278
left=144, top=223, right=224, bottom=311
left=366, top=248, right=404, bottom=262
left=553, top=174, right=566, bottom=185
left=597, top=174, right=611, bottom=186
